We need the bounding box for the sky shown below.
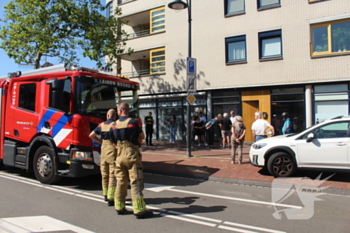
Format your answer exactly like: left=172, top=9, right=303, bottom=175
left=0, top=0, right=97, bottom=77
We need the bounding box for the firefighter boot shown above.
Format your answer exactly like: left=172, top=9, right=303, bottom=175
left=134, top=210, right=154, bottom=219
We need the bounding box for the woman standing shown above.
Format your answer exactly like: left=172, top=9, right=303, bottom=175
left=169, top=114, right=178, bottom=143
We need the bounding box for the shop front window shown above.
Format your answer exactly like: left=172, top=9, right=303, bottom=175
left=314, top=84, right=349, bottom=123
left=271, top=87, right=304, bottom=135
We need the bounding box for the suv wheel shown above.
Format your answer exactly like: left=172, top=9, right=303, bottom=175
left=267, top=152, right=296, bottom=177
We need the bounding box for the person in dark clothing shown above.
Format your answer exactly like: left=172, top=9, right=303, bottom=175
left=206, top=114, right=221, bottom=148
left=219, top=113, right=232, bottom=148
left=89, top=109, right=117, bottom=206
left=110, top=102, right=153, bottom=219
left=193, top=116, right=208, bottom=147
left=144, top=112, right=154, bottom=146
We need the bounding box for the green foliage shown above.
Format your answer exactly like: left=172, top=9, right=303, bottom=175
left=0, top=0, right=132, bottom=69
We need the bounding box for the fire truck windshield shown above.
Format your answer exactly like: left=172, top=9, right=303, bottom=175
left=74, top=76, right=139, bottom=120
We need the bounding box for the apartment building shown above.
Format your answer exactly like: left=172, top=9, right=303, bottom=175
left=110, top=0, right=350, bottom=142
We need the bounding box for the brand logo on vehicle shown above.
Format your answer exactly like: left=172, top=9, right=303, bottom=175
left=271, top=173, right=333, bottom=220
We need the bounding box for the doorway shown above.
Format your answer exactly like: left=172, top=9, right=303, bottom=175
left=241, top=90, right=271, bottom=142
left=242, top=101, right=259, bottom=142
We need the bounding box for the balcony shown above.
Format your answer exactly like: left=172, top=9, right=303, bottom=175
left=121, top=7, right=165, bottom=41
left=124, top=29, right=150, bottom=40
left=122, top=69, right=151, bottom=78
left=120, top=48, right=165, bottom=78
left=117, top=0, right=136, bottom=5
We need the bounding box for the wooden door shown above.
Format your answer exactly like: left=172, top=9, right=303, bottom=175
left=241, top=90, right=271, bottom=142
left=242, top=101, right=259, bottom=142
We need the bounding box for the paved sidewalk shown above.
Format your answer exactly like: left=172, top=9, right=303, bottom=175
left=141, top=141, right=350, bottom=195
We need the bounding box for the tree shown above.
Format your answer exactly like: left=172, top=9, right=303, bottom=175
left=0, top=0, right=132, bottom=69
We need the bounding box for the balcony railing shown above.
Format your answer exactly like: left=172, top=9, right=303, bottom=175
left=118, top=0, right=136, bottom=5
left=124, top=29, right=150, bottom=40
left=122, top=69, right=151, bottom=78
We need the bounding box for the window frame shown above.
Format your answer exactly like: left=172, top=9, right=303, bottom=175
left=150, top=48, right=166, bottom=75
left=258, top=29, right=283, bottom=60
left=224, top=0, right=245, bottom=16
left=310, top=18, right=350, bottom=57
left=106, top=1, right=113, bottom=18
left=150, top=7, right=165, bottom=34
left=18, top=83, right=37, bottom=112
left=225, top=35, right=247, bottom=64
left=257, top=0, right=280, bottom=10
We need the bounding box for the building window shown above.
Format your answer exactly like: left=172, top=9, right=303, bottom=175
left=150, top=7, right=165, bottom=34
left=150, top=48, right=165, bottom=74
left=259, top=30, right=282, bottom=60
left=225, top=0, right=245, bottom=16
left=106, top=1, right=113, bottom=18
left=19, top=83, right=36, bottom=112
left=258, top=0, right=280, bottom=9
left=226, top=35, right=246, bottom=63
left=314, top=84, right=349, bottom=124
left=311, top=19, right=350, bottom=56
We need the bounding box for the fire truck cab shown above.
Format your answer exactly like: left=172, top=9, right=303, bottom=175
left=0, top=64, right=140, bottom=184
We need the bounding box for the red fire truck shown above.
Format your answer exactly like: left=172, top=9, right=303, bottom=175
left=0, top=64, right=140, bottom=184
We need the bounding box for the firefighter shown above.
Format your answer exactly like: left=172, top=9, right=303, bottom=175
left=89, top=109, right=117, bottom=206
left=110, top=102, right=153, bottom=219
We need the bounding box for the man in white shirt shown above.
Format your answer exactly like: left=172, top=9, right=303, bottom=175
left=230, top=111, right=237, bottom=124
left=251, top=111, right=274, bottom=142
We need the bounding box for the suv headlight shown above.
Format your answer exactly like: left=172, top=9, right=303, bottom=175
left=252, top=143, right=267, bottom=150
left=71, top=151, right=93, bottom=161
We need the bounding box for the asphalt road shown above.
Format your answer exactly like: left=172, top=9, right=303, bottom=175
left=0, top=168, right=350, bottom=233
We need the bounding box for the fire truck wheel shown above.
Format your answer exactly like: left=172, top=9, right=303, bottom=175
left=0, top=160, right=3, bottom=169
left=33, top=146, right=61, bottom=184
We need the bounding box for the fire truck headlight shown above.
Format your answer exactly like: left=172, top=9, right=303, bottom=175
left=72, top=151, right=93, bottom=161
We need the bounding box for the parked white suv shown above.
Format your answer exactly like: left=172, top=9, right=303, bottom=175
left=249, top=116, right=350, bottom=177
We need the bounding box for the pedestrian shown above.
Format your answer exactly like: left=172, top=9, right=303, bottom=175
left=199, top=111, right=207, bottom=123
left=89, top=109, right=117, bottom=206
left=216, top=114, right=223, bottom=146
left=194, top=115, right=208, bottom=146
left=281, top=112, right=292, bottom=135
left=144, top=112, right=154, bottom=146
left=231, top=116, right=246, bottom=164
left=169, top=114, right=178, bottom=143
left=251, top=111, right=275, bottom=142
left=206, top=114, right=221, bottom=148
left=219, top=113, right=232, bottom=148
left=191, top=116, right=196, bottom=143
left=230, top=111, right=237, bottom=124
left=110, top=102, right=153, bottom=219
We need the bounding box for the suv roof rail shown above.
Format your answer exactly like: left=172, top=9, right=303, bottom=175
left=330, top=115, right=344, bottom=120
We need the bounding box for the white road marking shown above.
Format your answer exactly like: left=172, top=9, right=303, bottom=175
left=218, top=225, right=259, bottom=233
left=223, top=221, right=286, bottom=233
left=0, top=215, right=93, bottom=233
left=0, top=172, right=286, bottom=233
left=144, top=183, right=175, bottom=192
left=170, top=188, right=302, bottom=209
left=160, top=213, right=218, bottom=227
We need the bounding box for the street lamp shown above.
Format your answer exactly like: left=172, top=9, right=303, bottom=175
left=168, top=0, right=192, bottom=158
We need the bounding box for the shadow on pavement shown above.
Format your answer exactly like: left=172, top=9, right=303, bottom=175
left=144, top=196, right=199, bottom=205
left=143, top=160, right=220, bottom=183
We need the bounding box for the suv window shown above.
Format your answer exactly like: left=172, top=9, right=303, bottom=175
left=300, top=121, right=350, bottom=139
